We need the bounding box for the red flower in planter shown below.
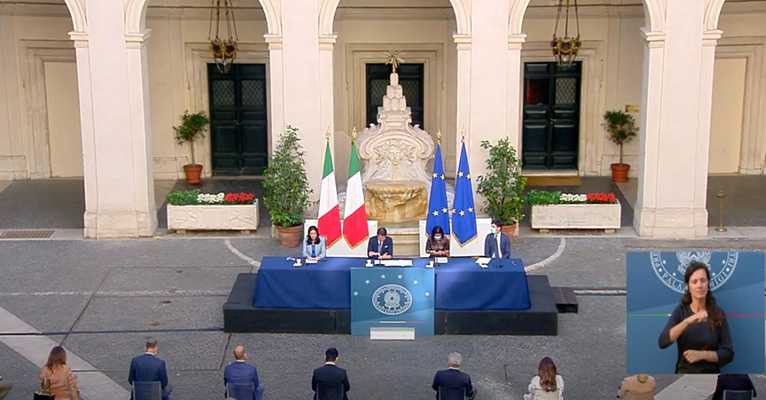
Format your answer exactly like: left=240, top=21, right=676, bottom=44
left=586, top=192, right=617, bottom=204
left=224, top=192, right=255, bottom=204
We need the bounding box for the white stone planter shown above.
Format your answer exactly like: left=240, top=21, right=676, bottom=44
left=531, top=202, right=621, bottom=232
left=167, top=200, right=259, bottom=232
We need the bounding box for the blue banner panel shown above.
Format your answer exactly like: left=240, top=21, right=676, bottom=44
left=351, top=267, right=435, bottom=336
left=627, top=251, right=764, bottom=374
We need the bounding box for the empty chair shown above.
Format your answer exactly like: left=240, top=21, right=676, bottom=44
left=131, top=381, right=162, bottom=400
left=723, top=390, right=754, bottom=400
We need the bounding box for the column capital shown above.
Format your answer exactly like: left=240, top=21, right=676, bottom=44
left=319, top=34, right=338, bottom=51
left=508, top=33, right=527, bottom=50
left=68, top=31, right=89, bottom=48
left=703, top=29, right=723, bottom=47
left=453, top=33, right=471, bottom=50
left=124, top=30, right=152, bottom=49
left=264, top=34, right=283, bottom=50
left=640, top=28, right=666, bottom=48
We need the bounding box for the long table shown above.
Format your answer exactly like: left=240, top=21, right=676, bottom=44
left=253, top=257, right=530, bottom=310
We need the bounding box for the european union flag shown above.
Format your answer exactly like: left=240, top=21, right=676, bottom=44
left=451, top=141, right=477, bottom=244
left=426, top=143, right=450, bottom=236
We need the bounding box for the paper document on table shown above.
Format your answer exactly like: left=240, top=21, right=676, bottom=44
left=476, top=257, right=490, bottom=265
left=305, top=258, right=318, bottom=264
left=381, top=259, right=413, bottom=267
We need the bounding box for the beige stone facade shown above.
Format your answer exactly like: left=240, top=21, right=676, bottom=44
left=0, top=0, right=763, bottom=238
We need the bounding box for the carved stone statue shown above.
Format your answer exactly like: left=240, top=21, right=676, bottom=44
left=357, top=64, right=435, bottom=223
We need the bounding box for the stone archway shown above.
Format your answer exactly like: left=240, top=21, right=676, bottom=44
left=63, top=0, right=87, bottom=33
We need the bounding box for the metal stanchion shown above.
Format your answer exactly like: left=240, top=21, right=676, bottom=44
left=715, top=189, right=727, bottom=232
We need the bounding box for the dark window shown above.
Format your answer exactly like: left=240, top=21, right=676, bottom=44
left=366, top=63, right=424, bottom=129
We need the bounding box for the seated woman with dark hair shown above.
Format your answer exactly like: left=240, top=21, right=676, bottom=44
left=425, top=226, right=450, bottom=257
left=658, top=261, right=734, bottom=373
left=301, top=226, right=326, bottom=261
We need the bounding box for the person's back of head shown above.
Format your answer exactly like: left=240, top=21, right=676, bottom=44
left=233, top=345, right=247, bottom=361
left=145, top=339, right=159, bottom=354
left=447, top=352, right=462, bottom=369
left=45, top=346, right=67, bottom=370
left=325, top=347, right=339, bottom=363
left=537, top=357, right=558, bottom=393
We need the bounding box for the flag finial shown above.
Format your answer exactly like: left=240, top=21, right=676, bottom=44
left=325, top=127, right=331, bottom=142
left=436, top=130, right=442, bottom=144
left=352, top=126, right=358, bottom=141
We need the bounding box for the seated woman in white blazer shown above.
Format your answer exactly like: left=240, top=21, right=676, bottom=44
left=302, top=225, right=327, bottom=261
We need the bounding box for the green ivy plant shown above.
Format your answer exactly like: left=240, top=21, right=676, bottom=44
left=262, top=126, right=311, bottom=227
left=526, top=190, right=561, bottom=206
left=603, top=110, right=638, bottom=164
left=173, top=111, right=210, bottom=165
left=476, top=138, right=527, bottom=225
left=167, top=189, right=200, bottom=206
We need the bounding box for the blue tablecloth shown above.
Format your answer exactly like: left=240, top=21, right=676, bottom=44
left=253, top=256, right=530, bottom=310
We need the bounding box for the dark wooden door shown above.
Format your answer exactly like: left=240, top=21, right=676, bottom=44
left=522, top=62, right=581, bottom=170
left=366, top=63, right=424, bottom=129
left=208, top=64, right=268, bottom=175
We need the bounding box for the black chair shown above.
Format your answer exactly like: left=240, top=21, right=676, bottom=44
left=131, top=381, right=162, bottom=400
left=723, top=390, right=754, bottom=400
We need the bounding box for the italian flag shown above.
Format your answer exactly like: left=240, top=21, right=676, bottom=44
left=318, top=141, right=341, bottom=247
left=343, top=140, right=369, bottom=248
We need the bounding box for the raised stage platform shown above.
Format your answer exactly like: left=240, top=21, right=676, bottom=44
left=223, top=273, right=563, bottom=335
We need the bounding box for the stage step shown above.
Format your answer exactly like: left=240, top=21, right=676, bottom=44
left=551, top=286, right=578, bottom=313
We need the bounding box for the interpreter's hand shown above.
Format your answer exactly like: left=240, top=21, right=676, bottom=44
left=685, top=310, right=708, bottom=325
left=683, top=349, right=706, bottom=364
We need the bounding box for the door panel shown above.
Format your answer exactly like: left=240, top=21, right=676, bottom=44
left=45, top=62, right=83, bottom=177
left=522, top=62, right=581, bottom=170
left=208, top=64, right=268, bottom=176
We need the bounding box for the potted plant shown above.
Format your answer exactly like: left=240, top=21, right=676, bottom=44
left=173, top=110, right=210, bottom=185
left=166, top=189, right=259, bottom=232
left=263, top=126, right=311, bottom=247
left=476, top=138, right=527, bottom=236
left=603, top=110, right=638, bottom=182
left=527, top=189, right=621, bottom=232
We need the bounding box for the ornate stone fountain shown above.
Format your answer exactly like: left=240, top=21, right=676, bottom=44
left=356, top=52, right=435, bottom=224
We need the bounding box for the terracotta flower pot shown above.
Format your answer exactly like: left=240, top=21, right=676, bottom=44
left=276, top=224, right=303, bottom=248
left=501, top=223, right=519, bottom=238
left=610, top=163, right=630, bottom=183
left=183, top=164, right=203, bottom=185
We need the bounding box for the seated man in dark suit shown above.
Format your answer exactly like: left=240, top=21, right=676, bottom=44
left=432, top=352, right=475, bottom=400
left=223, top=345, right=262, bottom=400
left=367, top=227, right=394, bottom=259
left=312, top=348, right=350, bottom=400
left=128, top=339, right=172, bottom=400
left=483, top=219, right=511, bottom=259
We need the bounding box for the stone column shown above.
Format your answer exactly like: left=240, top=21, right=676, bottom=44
left=507, top=33, right=526, bottom=152
left=265, top=33, right=285, bottom=155
left=79, top=0, right=157, bottom=238
left=280, top=0, right=323, bottom=201
left=319, top=33, right=337, bottom=154
left=467, top=0, right=510, bottom=178
left=453, top=33, right=471, bottom=161
left=634, top=1, right=711, bottom=238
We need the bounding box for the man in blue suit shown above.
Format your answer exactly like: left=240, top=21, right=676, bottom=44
left=128, top=339, right=172, bottom=400
left=223, top=345, right=262, bottom=400
left=311, top=348, right=350, bottom=400
left=367, top=227, right=394, bottom=259
left=484, top=219, right=511, bottom=259
left=432, top=352, right=475, bottom=400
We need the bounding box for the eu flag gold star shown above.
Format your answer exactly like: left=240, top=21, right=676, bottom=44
left=442, top=208, right=448, bottom=213
left=433, top=172, right=437, bottom=178
left=432, top=210, right=439, bottom=216
left=458, top=171, right=464, bottom=177
left=466, top=174, right=471, bottom=179
left=459, top=210, right=465, bottom=216
left=440, top=174, right=445, bottom=180
left=468, top=207, right=474, bottom=213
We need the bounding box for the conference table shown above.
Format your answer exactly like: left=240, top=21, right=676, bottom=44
left=253, top=256, right=530, bottom=310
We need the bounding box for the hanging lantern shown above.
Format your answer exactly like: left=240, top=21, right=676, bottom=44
left=550, top=0, right=581, bottom=66
left=208, top=0, right=239, bottom=73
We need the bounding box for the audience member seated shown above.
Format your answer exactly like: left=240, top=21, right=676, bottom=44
left=484, top=219, right=511, bottom=259
left=431, top=352, right=475, bottom=400
left=311, top=347, right=350, bottom=400
left=302, top=225, right=327, bottom=261
left=0, top=375, right=11, bottom=400
left=713, top=374, right=756, bottom=400
left=618, top=374, right=656, bottom=400
left=426, top=226, right=450, bottom=258
left=129, top=339, right=172, bottom=400
left=523, top=357, right=564, bottom=400
left=223, top=345, right=262, bottom=400
left=39, top=346, right=80, bottom=400
left=367, top=227, right=393, bottom=259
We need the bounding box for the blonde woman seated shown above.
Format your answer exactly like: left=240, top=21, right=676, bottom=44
left=523, top=357, right=564, bottom=400
left=302, top=226, right=327, bottom=261
left=425, top=226, right=450, bottom=258
left=39, top=346, right=79, bottom=400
